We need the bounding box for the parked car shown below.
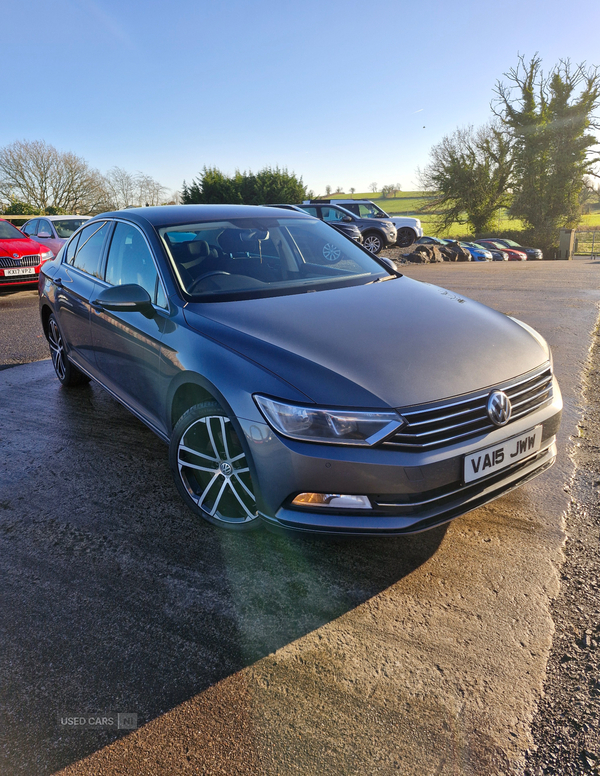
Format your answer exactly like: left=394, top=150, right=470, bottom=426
left=0, top=219, right=54, bottom=285
left=488, top=238, right=543, bottom=261
left=445, top=240, right=493, bottom=261
left=313, top=199, right=423, bottom=248
left=473, top=242, right=509, bottom=261
left=415, top=236, right=447, bottom=246
left=266, top=204, right=362, bottom=243
left=39, top=205, right=562, bottom=535
left=476, top=240, right=528, bottom=261
left=22, top=215, right=90, bottom=257
left=296, top=202, right=396, bottom=254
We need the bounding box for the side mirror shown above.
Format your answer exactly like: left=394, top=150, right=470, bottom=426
left=38, top=231, right=52, bottom=238
left=378, top=256, right=397, bottom=273
left=342, top=215, right=353, bottom=222
left=93, top=284, right=155, bottom=318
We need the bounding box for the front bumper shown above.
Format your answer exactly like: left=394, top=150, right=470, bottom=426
left=239, top=377, right=562, bottom=536
left=0, top=270, right=40, bottom=285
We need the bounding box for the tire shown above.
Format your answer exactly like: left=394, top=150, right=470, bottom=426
left=363, top=232, right=384, bottom=254
left=395, top=227, right=416, bottom=248
left=47, top=314, right=91, bottom=386
left=169, top=401, right=260, bottom=531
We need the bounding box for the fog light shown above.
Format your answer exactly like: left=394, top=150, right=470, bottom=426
left=291, top=493, right=372, bottom=509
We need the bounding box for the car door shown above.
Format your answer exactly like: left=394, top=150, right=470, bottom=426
left=90, top=220, right=169, bottom=433
left=55, top=220, right=111, bottom=374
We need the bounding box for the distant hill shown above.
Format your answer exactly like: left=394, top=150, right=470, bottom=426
left=318, top=192, right=600, bottom=236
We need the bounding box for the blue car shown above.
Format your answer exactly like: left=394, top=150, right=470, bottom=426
left=444, top=240, right=492, bottom=262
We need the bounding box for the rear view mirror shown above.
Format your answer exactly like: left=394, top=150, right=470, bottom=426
left=240, top=228, right=269, bottom=242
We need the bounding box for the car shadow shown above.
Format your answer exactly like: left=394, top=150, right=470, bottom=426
left=0, top=374, right=447, bottom=775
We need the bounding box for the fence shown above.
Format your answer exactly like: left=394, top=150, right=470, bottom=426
left=575, top=229, right=600, bottom=257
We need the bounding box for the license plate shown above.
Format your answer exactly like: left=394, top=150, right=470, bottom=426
left=464, top=425, right=543, bottom=484
left=4, top=267, right=36, bottom=276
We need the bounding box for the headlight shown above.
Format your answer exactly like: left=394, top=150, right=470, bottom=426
left=254, top=395, right=405, bottom=446
left=41, top=250, right=54, bottom=261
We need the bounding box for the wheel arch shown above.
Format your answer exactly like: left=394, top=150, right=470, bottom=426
left=168, top=371, right=245, bottom=438
left=40, top=303, right=53, bottom=339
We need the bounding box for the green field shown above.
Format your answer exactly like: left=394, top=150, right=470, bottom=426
left=337, top=191, right=600, bottom=238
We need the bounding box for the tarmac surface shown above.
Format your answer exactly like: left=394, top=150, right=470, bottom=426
left=0, top=259, right=599, bottom=775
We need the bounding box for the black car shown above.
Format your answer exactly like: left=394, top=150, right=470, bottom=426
left=266, top=204, right=362, bottom=243
left=296, top=202, right=396, bottom=254
left=39, top=205, right=561, bottom=536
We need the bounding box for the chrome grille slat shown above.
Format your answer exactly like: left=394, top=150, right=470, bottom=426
left=506, top=375, right=551, bottom=400
left=0, top=254, right=40, bottom=268
left=394, top=414, right=490, bottom=440
left=510, top=386, right=551, bottom=411
left=384, top=364, right=553, bottom=451
left=403, top=402, right=487, bottom=428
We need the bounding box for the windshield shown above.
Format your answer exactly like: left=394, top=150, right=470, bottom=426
left=160, top=216, right=391, bottom=300
left=53, top=219, right=89, bottom=238
left=0, top=221, right=27, bottom=240
left=355, top=202, right=388, bottom=218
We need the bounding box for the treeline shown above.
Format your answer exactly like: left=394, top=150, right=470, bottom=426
left=0, top=140, right=175, bottom=215
left=420, top=54, right=600, bottom=249
left=182, top=166, right=307, bottom=205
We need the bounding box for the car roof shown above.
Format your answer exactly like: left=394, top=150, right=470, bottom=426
left=92, top=204, right=312, bottom=227
left=43, top=215, right=91, bottom=221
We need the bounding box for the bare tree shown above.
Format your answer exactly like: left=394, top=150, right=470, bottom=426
left=0, top=140, right=169, bottom=215
left=0, top=140, right=108, bottom=213
left=103, top=167, right=168, bottom=210
left=325, top=185, right=332, bottom=195
left=369, top=182, right=378, bottom=193
left=350, top=187, right=355, bottom=195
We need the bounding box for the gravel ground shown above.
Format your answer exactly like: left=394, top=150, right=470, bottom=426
left=387, top=247, right=600, bottom=774
left=524, top=322, right=600, bottom=775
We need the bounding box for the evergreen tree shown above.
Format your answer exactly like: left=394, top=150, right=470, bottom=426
left=182, top=166, right=306, bottom=205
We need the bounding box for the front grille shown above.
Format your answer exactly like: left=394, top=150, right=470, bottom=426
left=382, top=363, right=553, bottom=451
left=0, top=254, right=40, bottom=268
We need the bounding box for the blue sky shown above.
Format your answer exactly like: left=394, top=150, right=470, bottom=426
left=3, top=0, right=599, bottom=197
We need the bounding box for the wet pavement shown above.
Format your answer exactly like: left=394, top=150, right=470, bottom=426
left=1, top=259, right=599, bottom=774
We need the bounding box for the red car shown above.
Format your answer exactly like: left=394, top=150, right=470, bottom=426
left=476, top=239, right=527, bottom=261
left=0, top=219, right=54, bottom=286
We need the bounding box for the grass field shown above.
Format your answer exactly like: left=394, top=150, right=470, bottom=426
left=336, top=191, right=600, bottom=238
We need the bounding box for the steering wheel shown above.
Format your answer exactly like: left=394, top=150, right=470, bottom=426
left=188, top=271, right=231, bottom=293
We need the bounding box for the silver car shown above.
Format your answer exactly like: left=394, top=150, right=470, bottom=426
left=22, top=215, right=90, bottom=257
left=38, top=205, right=562, bottom=535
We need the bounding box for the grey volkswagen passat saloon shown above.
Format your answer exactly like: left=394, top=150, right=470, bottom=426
left=39, top=205, right=562, bottom=535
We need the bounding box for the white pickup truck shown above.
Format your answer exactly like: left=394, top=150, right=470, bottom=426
left=320, top=199, right=423, bottom=248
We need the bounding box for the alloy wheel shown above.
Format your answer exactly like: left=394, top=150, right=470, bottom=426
left=48, top=317, right=66, bottom=382
left=176, top=413, right=257, bottom=525
left=363, top=234, right=383, bottom=253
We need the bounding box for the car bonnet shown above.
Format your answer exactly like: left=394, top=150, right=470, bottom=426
left=183, top=276, right=549, bottom=409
